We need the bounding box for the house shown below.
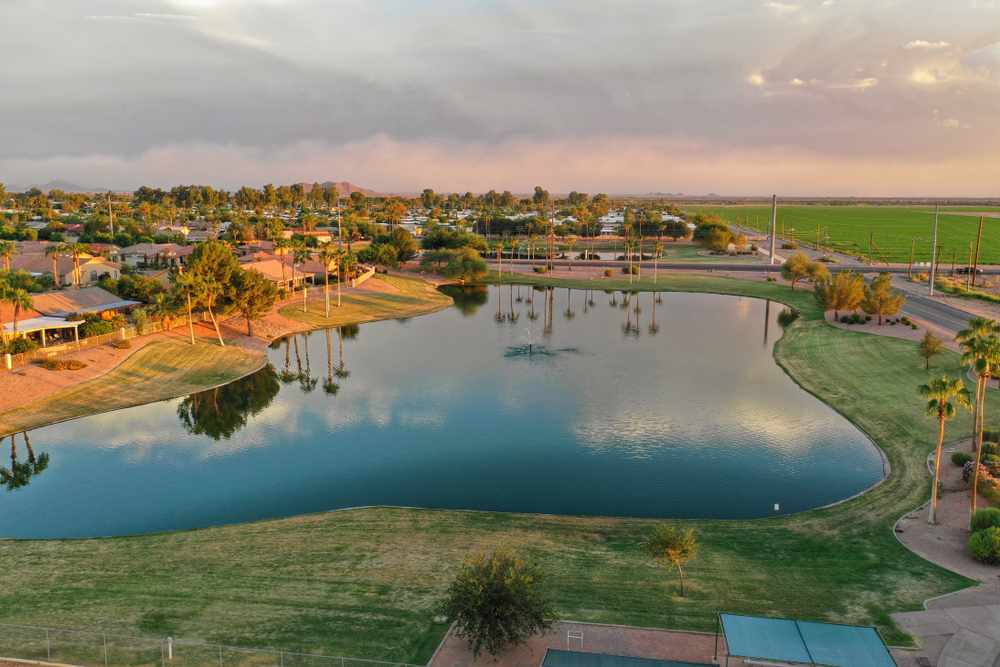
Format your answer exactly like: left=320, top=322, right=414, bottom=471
left=30, top=286, right=140, bottom=318
left=9, top=253, right=123, bottom=286
left=1, top=301, right=82, bottom=349
left=243, top=259, right=304, bottom=292
left=238, top=251, right=275, bottom=264
left=281, top=229, right=333, bottom=244
left=185, top=230, right=218, bottom=243
left=110, top=243, right=191, bottom=268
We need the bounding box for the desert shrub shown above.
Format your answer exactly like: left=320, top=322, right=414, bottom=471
left=982, top=431, right=998, bottom=444
left=982, top=477, right=1000, bottom=504
left=983, top=441, right=999, bottom=456
left=963, top=461, right=993, bottom=485
left=969, top=527, right=1000, bottom=564
left=781, top=242, right=798, bottom=250
left=953, top=452, right=973, bottom=466
left=37, top=358, right=88, bottom=371
left=840, top=315, right=850, bottom=324
left=111, top=340, right=131, bottom=350
left=865, top=315, right=872, bottom=321
left=912, top=324, right=919, bottom=330
left=604, top=268, right=614, bottom=277
left=890, top=320, right=897, bottom=326
left=971, top=508, right=1000, bottom=532
left=626, top=266, right=639, bottom=274
left=534, top=266, right=546, bottom=274
left=131, top=308, right=148, bottom=335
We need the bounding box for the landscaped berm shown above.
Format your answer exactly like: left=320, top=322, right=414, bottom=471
left=0, top=274, right=985, bottom=666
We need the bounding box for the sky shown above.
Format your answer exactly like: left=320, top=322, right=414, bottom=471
left=2, top=0, right=999, bottom=196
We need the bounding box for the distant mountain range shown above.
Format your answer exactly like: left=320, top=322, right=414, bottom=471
left=6, top=180, right=112, bottom=193
left=300, top=181, right=381, bottom=197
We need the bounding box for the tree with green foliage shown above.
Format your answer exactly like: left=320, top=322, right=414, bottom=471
left=389, top=228, right=419, bottom=266
left=861, top=272, right=906, bottom=325
left=172, top=270, right=198, bottom=345
left=641, top=524, right=699, bottom=598
left=444, top=248, right=488, bottom=283
left=0, top=240, right=19, bottom=271
left=437, top=544, right=557, bottom=659
left=293, top=245, right=313, bottom=313
left=232, top=268, right=278, bottom=336
left=316, top=242, right=340, bottom=315
left=957, top=320, right=1000, bottom=516
left=813, top=270, right=864, bottom=319
left=780, top=252, right=830, bottom=290
left=185, top=240, right=242, bottom=309
left=0, top=273, right=34, bottom=344
left=918, top=374, right=972, bottom=524
left=918, top=329, right=945, bottom=370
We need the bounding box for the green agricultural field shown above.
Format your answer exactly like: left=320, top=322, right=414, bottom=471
left=687, top=205, right=1000, bottom=266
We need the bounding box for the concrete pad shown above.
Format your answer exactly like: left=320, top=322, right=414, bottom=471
left=937, top=656, right=982, bottom=667
left=894, top=610, right=962, bottom=636
left=939, top=629, right=1000, bottom=667
left=946, top=608, right=1000, bottom=640
left=986, top=606, right=1000, bottom=625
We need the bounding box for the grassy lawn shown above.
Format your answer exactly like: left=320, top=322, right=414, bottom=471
left=0, top=273, right=984, bottom=663
left=278, top=274, right=452, bottom=329
left=0, top=340, right=265, bottom=435
left=687, top=204, right=999, bottom=265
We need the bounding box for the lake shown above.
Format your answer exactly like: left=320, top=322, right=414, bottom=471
left=0, top=286, right=886, bottom=538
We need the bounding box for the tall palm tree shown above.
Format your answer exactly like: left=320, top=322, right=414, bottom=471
left=196, top=275, right=226, bottom=347
left=956, top=317, right=998, bottom=455
left=273, top=237, right=290, bottom=288
left=566, top=238, right=576, bottom=272
left=652, top=241, right=663, bottom=284
left=0, top=280, right=34, bottom=344
left=172, top=271, right=198, bottom=345
left=529, top=233, right=539, bottom=270
left=67, top=243, right=90, bottom=286
left=491, top=240, right=504, bottom=277
left=317, top=242, right=339, bottom=316
left=961, top=334, right=1000, bottom=515
left=45, top=243, right=67, bottom=286
left=0, top=241, right=19, bottom=271
left=918, top=374, right=972, bottom=524
left=293, top=245, right=312, bottom=313
left=510, top=239, right=520, bottom=276
left=624, top=239, right=636, bottom=284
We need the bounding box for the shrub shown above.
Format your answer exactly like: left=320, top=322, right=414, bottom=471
left=983, top=441, right=999, bottom=456
left=840, top=315, right=850, bottom=324
left=963, top=461, right=992, bottom=485
left=750, top=244, right=758, bottom=251
left=781, top=242, right=798, bottom=249
left=37, top=358, right=88, bottom=371
left=131, top=308, right=148, bottom=336
left=981, top=477, right=1000, bottom=504
left=865, top=315, right=872, bottom=321
left=971, top=508, right=1000, bottom=532
left=604, top=268, right=614, bottom=277
left=912, top=324, right=919, bottom=330
left=111, top=340, right=131, bottom=350
left=627, top=265, right=639, bottom=274
left=982, top=430, right=998, bottom=445
left=969, top=527, right=1000, bottom=564
left=953, top=452, right=973, bottom=466
left=534, top=266, right=547, bottom=274
left=4, top=338, right=39, bottom=354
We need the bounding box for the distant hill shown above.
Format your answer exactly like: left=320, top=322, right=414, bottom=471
left=300, top=181, right=381, bottom=197
left=7, top=180, right=111, bottom=193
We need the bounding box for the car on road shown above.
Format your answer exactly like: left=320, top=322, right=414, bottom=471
left=955, top=266, right=984, bottom=275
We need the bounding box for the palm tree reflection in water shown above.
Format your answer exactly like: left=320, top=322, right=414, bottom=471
left=0, top=432, right=49, bottom=491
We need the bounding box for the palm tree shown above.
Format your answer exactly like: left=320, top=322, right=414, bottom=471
left=317, top=242, right=339, bottom=317
left=652, top=241, right=663, bottom=284
left=172, top=270, right=198, bottom=345
left=566, top=238, right=576, bottom=272
left=147, top=293, right=176, bottom=330
left=67, top=243, right=91, bottom=286
left=273, top=237, right=290, bottom=288
left=196, top=275, right=226, bottom=347
left=0, top=280, right=34, bottom=344
left=45, top=243, right=67, bottom=286
left=956, top=317, right=998, bottom=455
left=491, top=240, right=504, bottom=277
left=624, top=239, right=636, bottom=284
left=529, top=233, right=539, bottom=270
left=960, top=333, right=1000, bottom=516
left=510, top=239, right=520, bottom=276
left=0, top=241, right=19, bottom=271
left=918, top=374, right=972, bottom=524
left=324, top=328, right=339, bottom=395
left=293, top=245, right=312, bottom=313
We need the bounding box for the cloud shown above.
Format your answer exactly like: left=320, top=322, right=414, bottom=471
left=763, top=1, right=801, bottom=15
left=904, top=40, right=951, bottom=49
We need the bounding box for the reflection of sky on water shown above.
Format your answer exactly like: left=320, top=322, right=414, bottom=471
left=0, top=289, right=885, bottom=539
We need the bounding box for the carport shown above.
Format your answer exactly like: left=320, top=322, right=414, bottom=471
left=714, top=613, right=897, bottom=667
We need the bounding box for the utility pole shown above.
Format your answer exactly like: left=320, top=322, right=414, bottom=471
left=868, top=232, right=874, bottom=265
left=967, top=243, right=974, bottom=292
left=952, top=248, right=957, bottom=277
left=768, top=195, right=777, bottom=265
left=973, top=215, right=984, bottom=287
left=815, top=225, right=821, bottom=252
left=908, top=237, right=915, bottom=278
left=929, top=205, right=939, bottom=296
left=108, top=192, right=114, bottom=237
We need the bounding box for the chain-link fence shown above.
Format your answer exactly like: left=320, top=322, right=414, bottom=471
left=0, top=623, right=423, bottom=667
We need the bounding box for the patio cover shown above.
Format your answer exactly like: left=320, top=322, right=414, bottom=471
left=541, top=649, right=708, bottom=667
left=2, top=317, right=82, bottom=334
left=717, top=614, right=896, bottom=667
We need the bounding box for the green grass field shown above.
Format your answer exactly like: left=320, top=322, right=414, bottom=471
left=279, top=274, right=452, bottom=328
left=0, top=340, right=265, bottom=436
left=688, top=205, right=1000, bottom=265
left=0, top=274, right=984, bottom=663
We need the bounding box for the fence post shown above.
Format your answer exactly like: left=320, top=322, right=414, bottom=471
left=104, top=633, right=109, bottom=667
left=46, top=629, right=50, bottom=660
left=168, top=637, right=173, bottom=660
left=4, top=353, right=10, bottom=370
left=161, top=640, right=166, bottom=667
left=219, top=645, right=223, bottom=667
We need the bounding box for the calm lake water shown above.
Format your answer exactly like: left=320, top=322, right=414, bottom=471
left=0, top=287, right=885, bottom=539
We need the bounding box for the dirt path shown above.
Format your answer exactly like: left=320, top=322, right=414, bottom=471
left=894, top=438, right=1000, bottom=607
